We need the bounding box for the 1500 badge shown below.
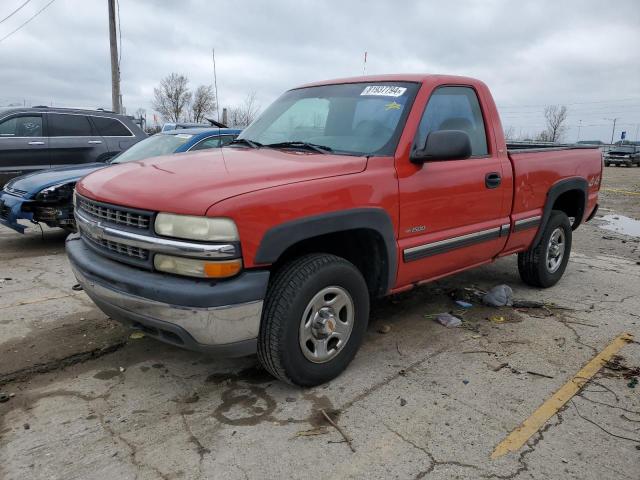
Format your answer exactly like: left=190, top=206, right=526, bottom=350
left=405, top=225, right=426, bottom=234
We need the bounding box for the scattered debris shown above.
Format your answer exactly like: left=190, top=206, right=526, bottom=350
left=286, top=397, right=297, bottom=403
left=526, top=371, right=554, bottom=379
left=482, top=284, right=513, bottom=307
left=321, top=409, right=355, bottom=453
left=119, top=367, right=126, bottom=373
left=296, top=427, right=329, bottom=437
left=71, top=283, right=83, bottom=291
left=435, top=312, right=462, bottom=328
left=463, top=350, right=496, bottom=355
left=400, top=398, right=407, bottom=407
left=455, top=300, right=473, bottom=309
left=377, top=324, right=392, bottom=334
left=462, top=380, right=469, bottom=385
left=489, top=315, right=507, bottom=324
left=129, top=331, right=145, bottom=340
left=628, top=378, right=638, bottom=389
left=23, top=423, right=30, bottom=430
left=0, top=392, right=10, bottom=403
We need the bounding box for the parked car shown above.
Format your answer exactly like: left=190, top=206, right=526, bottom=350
left=161, top=119, right=228, bottom=132
left=67, top=74, right=602, bottom=386
left=576, top=140, right=604, bottom=146
left=604, top=145, right=640, bottom=167
left=0, top=106, right=147, bottom=187
left=0, top=128, right=240, bottom=233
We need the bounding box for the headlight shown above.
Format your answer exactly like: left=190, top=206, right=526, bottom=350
left=36, top=182, right=75, bottom=202
left=154, top=254, right=242, bottom=278
left=154, top=213, right=239, bottom=242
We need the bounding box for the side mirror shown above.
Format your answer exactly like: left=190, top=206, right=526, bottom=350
left=410, top=130, right=472, bottom=164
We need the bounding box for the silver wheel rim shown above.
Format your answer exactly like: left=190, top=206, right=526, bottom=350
left=546, top=227, right=565, bottom=273
left=299, top=286, right=355, bottom=363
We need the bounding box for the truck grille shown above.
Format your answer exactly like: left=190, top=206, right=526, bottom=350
left=77, top=195, right=151, bottom=229
left=83, top=232, right=149, bottom=260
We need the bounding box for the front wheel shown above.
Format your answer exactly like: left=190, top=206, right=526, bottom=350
left=518, top=210, right=572, bottom=288
left=258, top=253, right=370, bottom=386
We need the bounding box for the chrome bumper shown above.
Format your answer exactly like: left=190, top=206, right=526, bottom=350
left=71, top=264, right=263, bottom=348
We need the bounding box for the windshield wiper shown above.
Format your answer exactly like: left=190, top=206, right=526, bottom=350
left=228, top=138, right=263, bottom=149
left=264, top=141, right=333, bottom=154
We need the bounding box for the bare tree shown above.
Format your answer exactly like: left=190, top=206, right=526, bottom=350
left=503, top=125, right=516, bottom=142
left=226, top=92, right=260, bottom=127
left=191, top=85, right=216, bottom=123
left=152, top=73, right=192, bottom=122
left=543, top=105, right=568, bottom=143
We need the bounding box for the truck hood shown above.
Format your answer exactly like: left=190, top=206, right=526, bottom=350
left=76, top=147, right=368, bottom=215
left=6, top=163, right=106, bottom=199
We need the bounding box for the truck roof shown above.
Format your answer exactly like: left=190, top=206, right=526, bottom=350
left=296, top=73, right=487, bottom=89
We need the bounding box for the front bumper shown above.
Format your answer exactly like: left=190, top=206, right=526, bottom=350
left=0, top=191, right=32, bottom=233
left=66, top=234, right=270, bottom=356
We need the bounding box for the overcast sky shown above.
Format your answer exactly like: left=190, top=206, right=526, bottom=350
left=1, top=0, right=639, bottom=141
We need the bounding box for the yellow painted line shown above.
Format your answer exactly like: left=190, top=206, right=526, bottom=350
left=491, top=332, right=634, bottom=459
left=601, top=188, right=640, bottom=196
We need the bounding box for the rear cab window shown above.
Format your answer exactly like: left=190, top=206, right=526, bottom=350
left=415, top=86, right=488, bottom=157
left=48, top=114, right=93, bottom=137
left=0, top=115, right=43, bottom=137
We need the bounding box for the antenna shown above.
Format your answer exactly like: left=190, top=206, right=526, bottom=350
left=362, top=51, right=367, bottom=75
left=212, top=48, right=220, bottom=123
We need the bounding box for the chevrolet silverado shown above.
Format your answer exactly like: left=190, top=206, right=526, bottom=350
left=66, top=74, right=602, bottom=386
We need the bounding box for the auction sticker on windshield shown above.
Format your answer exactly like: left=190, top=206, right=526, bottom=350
left=361, top=85, right=407, bottom=97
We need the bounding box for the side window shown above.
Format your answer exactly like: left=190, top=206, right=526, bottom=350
left=0, top=115, right=43, bottom=137
left=92, top=116, right=132, bottom=136
left=190, top=135, right=237, bottom=151
left=48, top=114, right=93, bottom=137
left=415, top=86, right=488, bottom=156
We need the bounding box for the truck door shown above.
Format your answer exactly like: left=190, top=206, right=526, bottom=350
left=48, top=113, right=110, bottom=167
left=396, top=85, right=511, bottom=285
left=0, top=113, right=49, bottom=185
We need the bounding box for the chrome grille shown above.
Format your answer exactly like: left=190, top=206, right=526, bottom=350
left=83, top=231, right=149, bottom=260
left=77, top=195, right=151, bottom=229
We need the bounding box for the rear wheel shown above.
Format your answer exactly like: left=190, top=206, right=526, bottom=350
left=258, top=253, right=369, bottom=386
left=518, top=210, right=572, bottom=288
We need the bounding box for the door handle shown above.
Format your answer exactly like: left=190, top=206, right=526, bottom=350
left=28, top=141, right=45, bottom=145
left=485, top=172, right=501, bottom=189
left=88, top=140, right=102, bottom=144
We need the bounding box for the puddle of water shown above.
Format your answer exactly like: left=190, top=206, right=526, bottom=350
left=598, top=214, right=640, bottom=237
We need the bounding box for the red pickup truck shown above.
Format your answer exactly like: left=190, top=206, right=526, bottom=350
left=67, top=74, right=602, bottom=386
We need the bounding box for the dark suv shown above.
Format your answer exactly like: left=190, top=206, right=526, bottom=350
left=0, top=106, right=146, bottom=186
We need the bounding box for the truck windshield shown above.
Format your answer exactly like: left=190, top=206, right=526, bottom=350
left=110, top=133, right=193, bottom=164
left=237, top=82, right=419, bottom=156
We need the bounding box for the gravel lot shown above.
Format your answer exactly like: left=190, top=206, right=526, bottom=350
left=1, top=166, right=639, bottom=480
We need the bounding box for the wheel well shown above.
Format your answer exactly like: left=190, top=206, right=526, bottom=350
left=271, top=229, right=389, bottom=297
left=551, top=189, right=585, bottom=229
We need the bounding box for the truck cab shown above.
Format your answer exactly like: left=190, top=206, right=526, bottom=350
left=67, top=74, right=602, bottom=386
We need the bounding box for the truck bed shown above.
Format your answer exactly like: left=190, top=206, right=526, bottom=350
left=506, top=142, right=600, bottom=153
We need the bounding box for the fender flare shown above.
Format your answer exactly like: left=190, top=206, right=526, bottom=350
left=254, top=208, right=397, bottom=294
left=532, top=177, right=588, bottom=247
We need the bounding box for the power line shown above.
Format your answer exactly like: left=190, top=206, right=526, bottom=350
left=0, top=0, right=32, bottom=24
left=0, top=0, right=56, bottom=44
left=498, top=98, right=640, bottom=109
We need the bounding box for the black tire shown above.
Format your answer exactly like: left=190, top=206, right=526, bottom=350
left=257, top=253, right=370, bottom=386
left=518, top=210, right=572, bottom=288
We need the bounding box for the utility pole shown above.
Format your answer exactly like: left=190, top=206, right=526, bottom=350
left=576, top=119, right=582, bottom=142
left=605, top=117, right=618, bottom=144
left=108, top=0, right=121, bottom=113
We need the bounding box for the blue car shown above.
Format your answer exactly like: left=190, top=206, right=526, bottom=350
left=0, top=128, right=240, bottom=233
